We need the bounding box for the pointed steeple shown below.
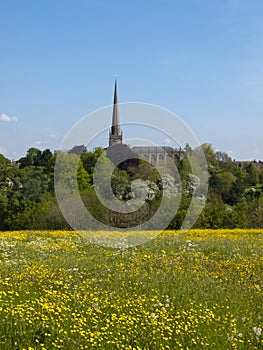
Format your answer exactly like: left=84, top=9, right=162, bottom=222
left=109, top=78, right=122, bottom=147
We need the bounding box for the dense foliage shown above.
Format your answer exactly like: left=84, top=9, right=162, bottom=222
left=0, top=144, right=263, bottom=230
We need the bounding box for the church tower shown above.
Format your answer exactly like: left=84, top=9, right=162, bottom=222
left=109, top=79, right=122, bottom=147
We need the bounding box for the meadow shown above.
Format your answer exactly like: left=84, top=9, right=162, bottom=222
left=0, top=229, right=262, bottom=350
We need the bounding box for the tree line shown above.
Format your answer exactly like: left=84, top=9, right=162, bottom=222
left=0, top=144, right=262, bottom=230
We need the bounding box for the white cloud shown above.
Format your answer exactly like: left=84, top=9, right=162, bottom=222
left=0, top=114, right=18, bottom=122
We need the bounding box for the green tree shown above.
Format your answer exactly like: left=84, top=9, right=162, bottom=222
left=81, top=147, right=104, bottom=177
left=201, top=143, right=218, bottom=167
left=247, top=198, right=263, bottom=228
left=19, top=147, right=42, bottom=168
left=55, top=152, right=90, bottom=199
left=20, top=166, right=50, bottom=203
left=195, top=193, right=230, bottom=228
left=230, top=199, right=248, bottom=228
left=228, top=178, right=245, bottom=205
left=31, top=195, right=71, bottom=230
left=38, top=149, right=54, bottom=169
left=244, top=162, right=259, bottom=186
left=210, top=171, right=236, bottom=201
left=0, top=194, right=8, bottom=229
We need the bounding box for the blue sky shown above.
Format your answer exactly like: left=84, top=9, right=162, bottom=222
left=0, top=0, right=263, bottom=160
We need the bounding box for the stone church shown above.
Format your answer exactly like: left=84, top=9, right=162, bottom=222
left=69, top=80, right=185, bottom=162
left=108, top=79, right=185, bottom=163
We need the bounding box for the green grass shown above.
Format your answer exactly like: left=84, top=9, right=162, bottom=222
left=0, top=229, right=262, bottom=349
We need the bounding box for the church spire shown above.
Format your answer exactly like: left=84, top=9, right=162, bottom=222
left=109, top=78, right=122, bottom=147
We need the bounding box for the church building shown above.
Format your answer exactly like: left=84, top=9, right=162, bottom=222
left=108, top=79, right=185, bottom=163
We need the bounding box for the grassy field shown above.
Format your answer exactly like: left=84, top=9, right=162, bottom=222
left=0, top=229, right=262, bottom=350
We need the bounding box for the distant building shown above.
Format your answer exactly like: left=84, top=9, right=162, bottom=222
left=235, top=160, right=263, bottom=170
left=132, top=146, right=184, bottom=162
left=108, top=79, right=185, bottom=162
left=69, top=145, right=87, bottom=156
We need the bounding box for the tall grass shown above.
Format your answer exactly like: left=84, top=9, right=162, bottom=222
left=0, top=229, right=262, bottom=349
